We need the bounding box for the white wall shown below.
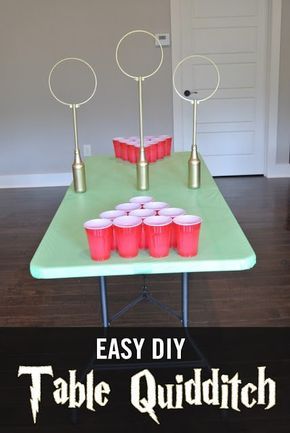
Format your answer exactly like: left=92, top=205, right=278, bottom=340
left=277, top=0, right=290, bottom=164
left=0, top=0, right=172, bottom=181
left=1, top=0, right=289, bottom=185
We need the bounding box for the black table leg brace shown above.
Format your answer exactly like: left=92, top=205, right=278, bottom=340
left=98, top=272, right=190, bottom=327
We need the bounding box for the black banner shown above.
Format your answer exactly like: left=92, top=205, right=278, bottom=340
left=0, top=328, right=289, bottom=432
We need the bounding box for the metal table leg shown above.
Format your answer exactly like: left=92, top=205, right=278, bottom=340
left=99, top=276, right=109, bottom=327
left=182, top=272, right=189, bottom=327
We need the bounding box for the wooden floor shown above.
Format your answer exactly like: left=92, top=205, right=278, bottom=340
left=1, top=175, right=290, bottom=327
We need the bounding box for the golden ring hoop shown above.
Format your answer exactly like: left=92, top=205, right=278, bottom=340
left=173, top=54, right=220, bottom=104
left=48, top=57, right=97, bottom=106
left=116, top=30, right=164, bottom=80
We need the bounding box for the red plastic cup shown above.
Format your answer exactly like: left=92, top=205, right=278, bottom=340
left=145, top=147, right=151, bottom=162
left=129, top=195, right=153, bottom=208
left=173, top=215, right=202, bottom=257
left=135, top=145, right=140, bottom=161
left=99, top=210, right=126, bottom=249
left=159, top=207, right=186, bottom=247
left=159, top=207, right=185, bottom=217
left=127, top=138, right=140, bottom=163
left=115, top=202, right=141, bottom=214
left=119, top=139, right=129, bottom=161
left=167, top=137, right=172, bottom=156
left=144, top=215, right=172, bottom=258
left=113, top=215, right=142, bottom=258
left=149, top=140, right=158, bottom=163
left=112, top=138, right=123, bottom=159
left=127, top=143, right=138, bottom=163
left=84, top=219, right=113, bottom=261
left=143, top=201, right=169, bottom=215
left=128, top=136, right=139, bottom=143
left=157, top=138, right=166, bottom=159
left=159, top=135, right=172, bottom=156
left=129, top=208, right=155, bottom=248
left=144, top=140, right=152, bottom=163
left=100, top=210, right=127, bottom=220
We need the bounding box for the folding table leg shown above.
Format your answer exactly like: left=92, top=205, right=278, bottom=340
left=99, top=276, right=109, bottom=327
left=181, top=272, right=189, bottom=327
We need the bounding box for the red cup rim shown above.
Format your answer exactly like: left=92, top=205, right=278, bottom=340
left=129, top=209, right=155, bottom=218
left=84, top=218, right=112, bottom=230
left=143, top=201, right=169, bottom=210
left=113, top=215, right=142, bottom=228
left=99, top=210, right=126, bottom=220
left=143, top=215, right=172, bottom=227
left=159, top=207, right=185, bottom=217
left=129, top=195, right=153, bottom=204
left=173, top=215, right=202, bottom=226
left=115, top=202, right=141, bottom=211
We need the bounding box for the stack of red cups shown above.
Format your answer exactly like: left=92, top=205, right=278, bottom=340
left=84, top=195, right=202, bottom=261
left=112, top=135, right=172, bottom=163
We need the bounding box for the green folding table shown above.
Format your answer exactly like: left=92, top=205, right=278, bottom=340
left=30, top=152, right=256, bottom=327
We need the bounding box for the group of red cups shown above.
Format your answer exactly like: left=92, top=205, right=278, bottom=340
left=112, top=135, right=172, bottom=163
left=84, top=196, right=202, bottom=261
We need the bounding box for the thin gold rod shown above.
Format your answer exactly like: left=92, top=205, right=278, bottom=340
left=71, top=104, right=86, bottom=193
left=72, top=104, right=81, bottom=162
left=138, top=77, right=145, bottom=161
left=136, top=77, right=149, bottom=190
left=188, top=100, right=201, bottom=189
left=192, top=99, right=197, bottom=149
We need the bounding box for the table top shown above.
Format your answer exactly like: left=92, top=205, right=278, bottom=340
left=30, top=152, right=256, bottom=279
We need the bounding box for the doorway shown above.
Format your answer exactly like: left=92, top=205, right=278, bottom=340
left=171, top=0, right=269, bottom=175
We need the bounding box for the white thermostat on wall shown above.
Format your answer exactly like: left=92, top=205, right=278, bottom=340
left=155, top=33, right=170, bottom=47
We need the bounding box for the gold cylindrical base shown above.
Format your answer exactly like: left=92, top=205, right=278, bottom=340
left=72, top=162, right=86, bottom=193
left=136, top=160, right=149, bottom=191
left=188, top=157, right=200, bottom=189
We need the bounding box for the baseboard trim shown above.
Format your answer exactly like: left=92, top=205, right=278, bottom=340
left=266, top=163, right=290, bottom=178
left=0, top=172, right=72, bottom=188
